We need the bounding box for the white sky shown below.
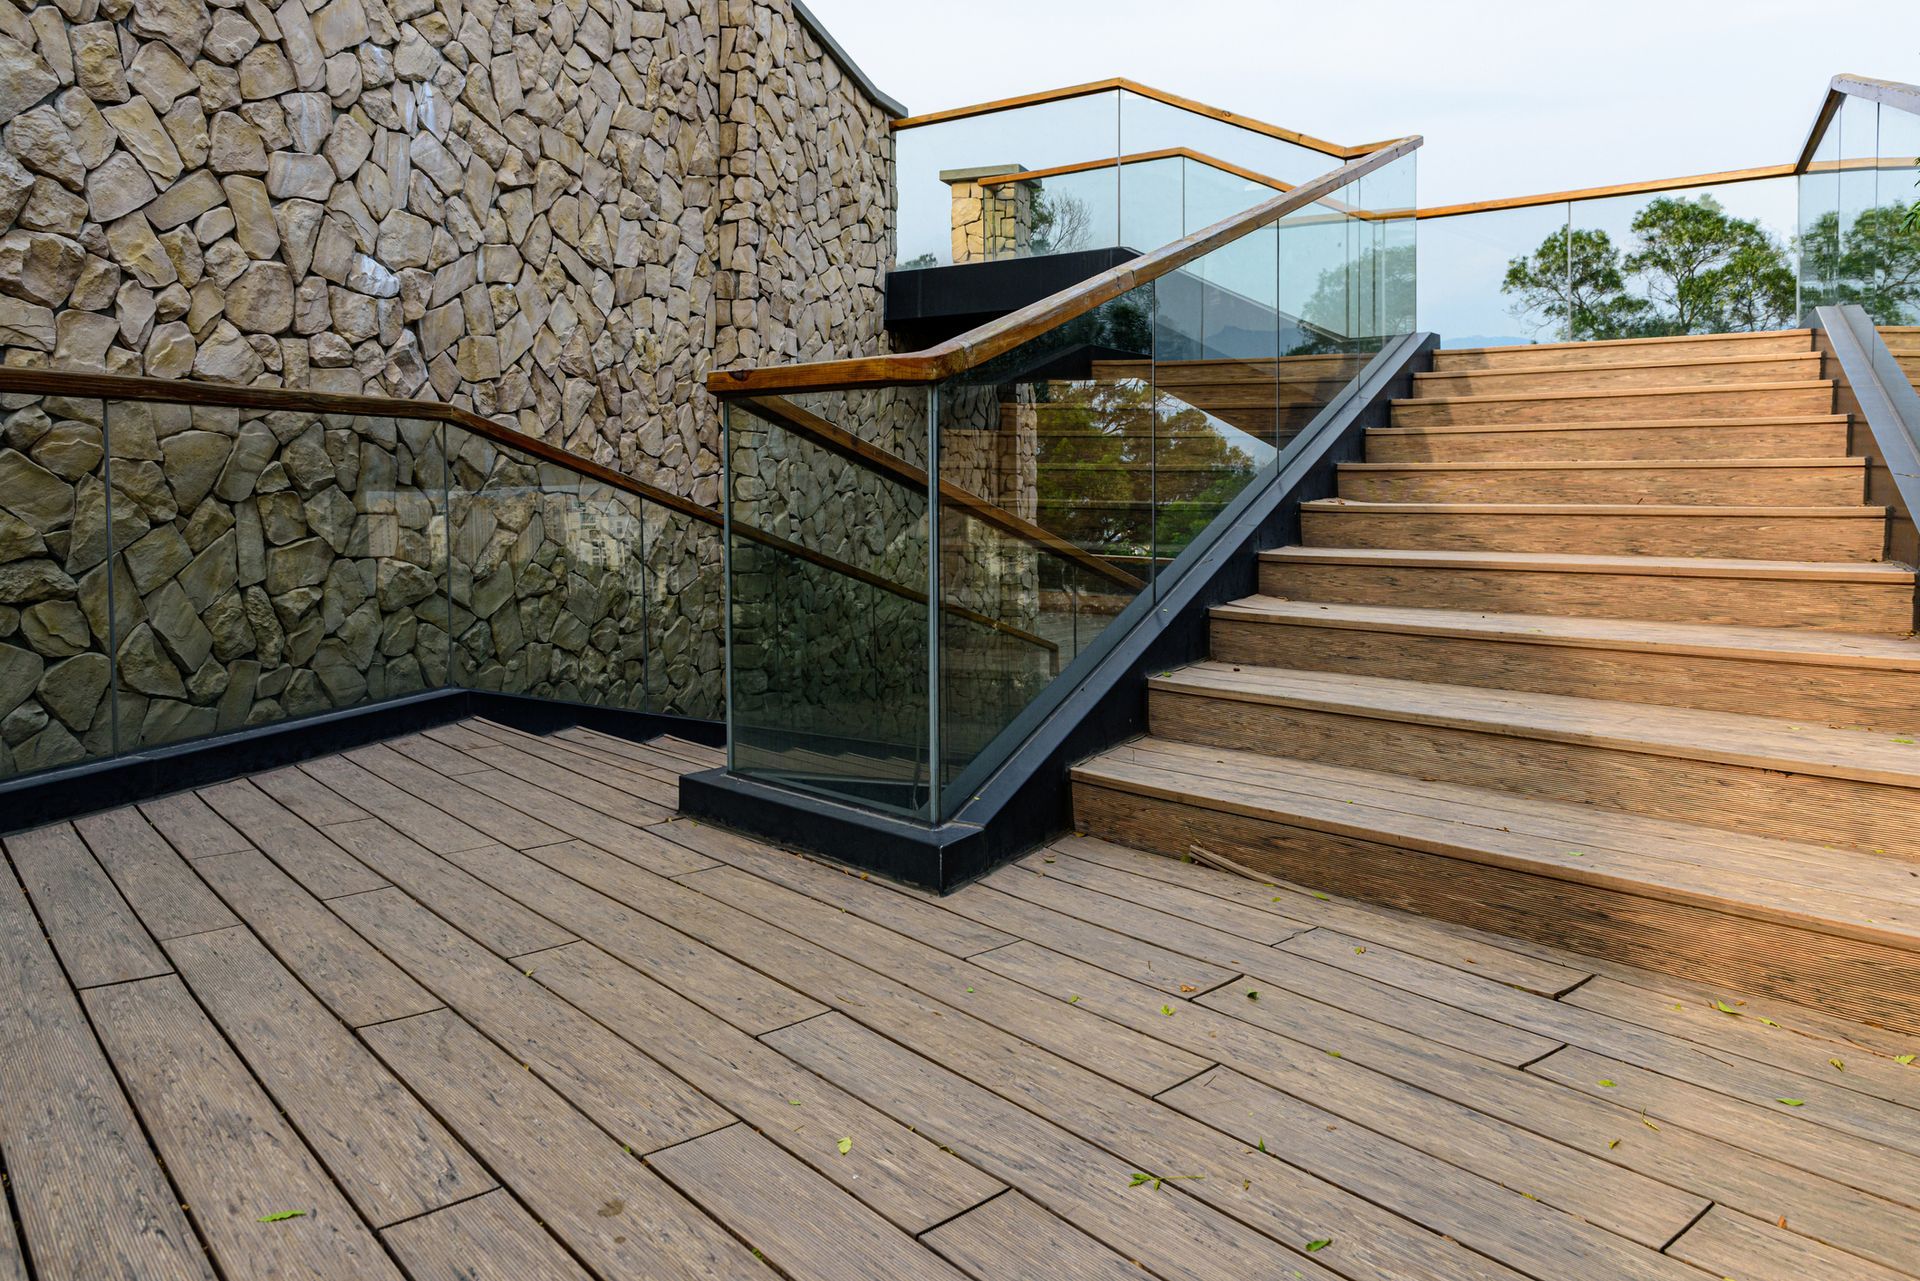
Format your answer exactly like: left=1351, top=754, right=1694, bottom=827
left=805, top=0, right=1920, bottom=206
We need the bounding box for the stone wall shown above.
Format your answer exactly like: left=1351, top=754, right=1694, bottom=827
left=0, top=0, right=895, bottom=772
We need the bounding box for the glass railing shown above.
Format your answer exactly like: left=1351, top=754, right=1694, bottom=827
left=1800, top=77, right=1920, bottom=327
left=719, top=139, right=1419, bottom=821
left=0, top=378, right=724, bottom=785
left=893, top=82, right=1365, bottom=269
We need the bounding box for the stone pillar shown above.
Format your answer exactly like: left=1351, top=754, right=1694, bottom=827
left=941, top=166, right=1033, bottom=263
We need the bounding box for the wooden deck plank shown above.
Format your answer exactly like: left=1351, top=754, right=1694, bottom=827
left=1668, top=1205, right=1914, bottom=1281
left=1199, top=963, right=1920, bottom=1273
left=164, top=925, right=493, bottom=1227
left=442, top=766, right=699, bottom=865
left=920, top=1192, right=1148, bottom=1281
left=250, top=764, right=369, bottom=825
left=647, top=1124, right=971, bottom=1281
left=323, top=818, right=575, bottom=958
left=557, top=728, right=722, bottom=776
left=529, top=940, right=1001, bottom=1233
left=767, top=1013, right=1338, bottom=1281
left=298, top=756, right=497, bottom=853
left=1529, top=1046, right=1920, bottom=1208
left=1282, top=928, right=1920, bottom=1156
left=982, top=861, right=1305, bottom=963
left=344, top=744, right=570, bottom=850
left=668, top=863, right=1213, bottom=1096
left=434, top=734, right=674, bottom=828
left=190, top=850, right=440, bottom=1027
left=656, top=819, right=1016, bottom=957
left=198, top=779, right=388, bottom=899
left=379, top=1189, right=591, bottom=1281
left=83, top=975, right=403, bottom=1280
left=4, top=824, right=169, bottom=988
left=478, top=721, right=686, bottom=786
left=0, top=1182, right=22, bottom=1281
left=360, top=1008, right=766, bottom=1280
left=448, top=840, right=822, bottom=1035
left=72, top=808, right=237, bottom=940
left=1162, top=1066, right=1702, bottom=1281
left=0, top=861, right=214, bottom=1281
left=1012, top=849, right=1304, bottom=944
left=463, top=720, right=683, bottom=805
left=1051, top=834, right=1591, bottom=995
left=330, top=886, right=731, bottom=1153
left=971, top=939, right=1705, bottom=1250
left=382, top=733, right=496, bottom=778
left=136, top=791, right=250, bottom=859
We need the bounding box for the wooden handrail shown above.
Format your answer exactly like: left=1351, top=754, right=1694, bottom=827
left=975, top=146, right=1294, bottom=194
left=1414, top=164, right=1800, bottom=220
left=0, top=367, right=1061, bottom=659
left=737, top=395, right=1146, bottom=592
left=890, top=78, right=1377, bottom=160
left=707, top=136, right=1420, bottom=397
left=0, top=366, right=722, bottom=528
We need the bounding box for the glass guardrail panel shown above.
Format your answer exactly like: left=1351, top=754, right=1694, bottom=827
left=1417, top=202, right=1572, bottom=346
left=643, top=502, right=724, bottom=720
left=2, top=394, right=111, bottom=780
left=894, top=91, right=1121, bottom=269
left=98, top=403, right=449, bottom=763
left=1564, top=177, right=1800, bottom=337
left=1117, top=88, right=1339, bottom=192
left=1873, top=101, right=1920, bottom=328
left=1800, top=103, right=1845, bottom=316
left=1119, top=155, right=1186, bottom=252
left=447, top=429, right=650, bottom=711
left=724, top=391, right=934, bottom=820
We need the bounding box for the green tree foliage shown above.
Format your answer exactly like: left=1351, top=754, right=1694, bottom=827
left=1503, top=195, right=1796, bottom=339
left=1800, top=205, right=1920, bottom=321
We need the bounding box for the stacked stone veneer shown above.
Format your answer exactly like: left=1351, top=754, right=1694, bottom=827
left=942, top=165, right=1030, bottom=264
left=0, top=0, right=895, bottom=775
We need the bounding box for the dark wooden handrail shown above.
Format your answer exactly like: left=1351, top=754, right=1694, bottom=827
left=705, top=136, right=1421, bottom=397
left=0, top=366, right=1059, bottom=658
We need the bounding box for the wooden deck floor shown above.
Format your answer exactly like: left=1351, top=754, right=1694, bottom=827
left=3, top=719, right=1919, bottom=1280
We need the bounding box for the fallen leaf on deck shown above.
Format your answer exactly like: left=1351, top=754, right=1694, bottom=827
left=837, top=1137, right=853, bottom=1154
left=257, top=1211, right=306, bottom=1223
left=1776, top=1098, right=1805, bottom=1107
left=1305, top=1239, right=1332, bottom=1253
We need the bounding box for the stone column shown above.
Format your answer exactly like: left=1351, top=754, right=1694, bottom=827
left=941, top=166, right=1033, bottom=263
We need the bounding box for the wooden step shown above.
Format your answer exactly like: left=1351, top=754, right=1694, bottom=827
left=1070, top=737, right=1920, bottom=1033
left=1206, top=597, right=1920, bottom=728
left=1145, top=662, right=1920, bottom=853
left=1335, top=458, right=1866, bottom=505
left=1362, top=416, right=1852, bottom=463
left=1432, top=330, right=1814, bottom=371
left=1413, top=352, right=1825, bottom=398
left=1259, top=547, right=1917, bottom=632
left=1299, top=501, right=1887, bottom=560
left=1390, top=381, right=1836, bottom=428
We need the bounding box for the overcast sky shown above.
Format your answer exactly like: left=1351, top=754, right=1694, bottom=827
left=804, top=0, right=1919, bottom=206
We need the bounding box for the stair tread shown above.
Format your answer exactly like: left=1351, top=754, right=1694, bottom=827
left=1210, top=596, right=1920, bottom=668
left=1415, top=351, right=1823, bottom=380
left=1262, top=545, right=1917, bottom=580
left=1151, top=661, right=1920, bottom=786
left=1393, top=379, right=1835, bottom=408
left=1367, top=414, right=1850, bottom=436
left=1074, top=736, right=1920, bottom=949
left=1440, top=331, right=1814, bottom=358
left=1340, top=457, right=1863, bottom=472
left=1302, top=499, right=1885, bottom=517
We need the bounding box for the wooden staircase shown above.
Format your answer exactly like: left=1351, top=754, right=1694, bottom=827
left=1071, top=328, right=1920, bottom=1033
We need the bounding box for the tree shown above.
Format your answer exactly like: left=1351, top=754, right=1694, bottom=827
left=898, top=251, right=938, bottom=269
left=1799, top=205, right=1920, bottom=322
left=1501, top=195, right=1795, bottom=338
left=1030, top=187, right=1096, bottom=256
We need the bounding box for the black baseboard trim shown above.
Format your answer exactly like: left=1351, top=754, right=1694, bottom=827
left=0, top=689, right=721, bottom=837
left=679, top=333, right=1437, bottom=893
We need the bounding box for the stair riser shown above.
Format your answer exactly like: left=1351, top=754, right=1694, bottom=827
left=1414, top=357, right=1823, bottom=397
left=1146, top=687, right=1920, bottom=853
left=1391, top=384, right=1835, bottom=427
left=1071, top=781, right=1920, bottom=1035
left=1336, top=466, right=1863, bottom=505
left=1432, top=334, right=1814, bottom=371
left=1259, top=561, right=1914, bottom=631
left=1363, top=423, right=1851, bottom=462
left=1208, top=617, right=1920, bottom=728
left=1299, top=510, right=1885, bottom=560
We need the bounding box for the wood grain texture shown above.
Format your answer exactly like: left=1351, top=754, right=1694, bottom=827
left=361, top=1009, right=765, bottom=1280
left=379, top=1190, right=591, bottom=1281
left=1430, top=330, right=1814, bottom=369
left=646, top=1124, right=972, bottom=1281
left=1411, top=351, right=1824, bottom=396
left=190, top=849, right=440, bottom=1027
left=163, top=926, right=492, bottom=1226
left=1668, top=1205, right=1915, bottom=1281
left=342, top=743, right=571, bottom=848
left=72, top=807, right=237, bottom=941
left=83, top=976, right=404, bottom=1280
left=1362, top=416, right=1853, bottom=462
left=1389, top=380, right=1836, bottom=427
left=0, top=861, right=213, bottom=1281
left=920, top=1192, right=1151, bottom=1281
left=1334, top=457, right=1866, bottom=505
left=199, top=778, right=388, bottom=899
left=297, top=756, right=496, bottom=854
left=137, top=791, right=251, bottom=859
left=4, top=824, right=168, bottom=988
